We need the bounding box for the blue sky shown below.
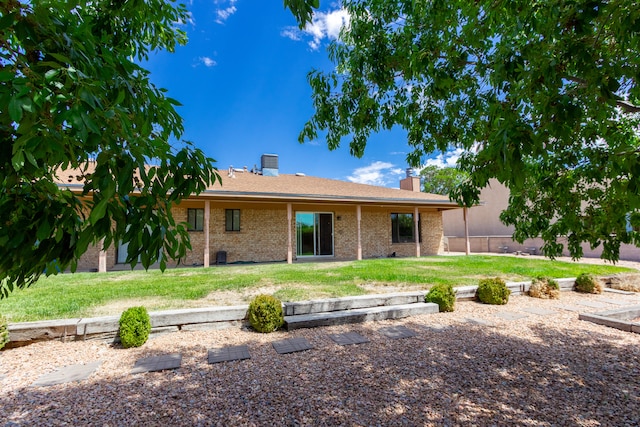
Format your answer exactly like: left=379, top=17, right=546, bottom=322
left=144, top=0, right=459, bottom=187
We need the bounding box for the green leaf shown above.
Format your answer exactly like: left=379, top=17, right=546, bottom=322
left=89, top=199, right=109, bottom=225
left=11, top=150, right=24, bottom=170
left=44, top=69, right=60, bottom=81
left=8, top=97, right=23, bottom=122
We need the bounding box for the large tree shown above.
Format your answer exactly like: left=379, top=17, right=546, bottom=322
left=297, top=0, right=640, bottom=261
left=420, top=165, right=469, bottom=196
left=0, top=0, right=224, bottom=297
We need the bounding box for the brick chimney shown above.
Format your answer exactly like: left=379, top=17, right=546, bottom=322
left=400, top=168, right=421, bottom=192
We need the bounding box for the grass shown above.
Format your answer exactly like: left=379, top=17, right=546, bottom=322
left=0, top=255, right=633, bottom=322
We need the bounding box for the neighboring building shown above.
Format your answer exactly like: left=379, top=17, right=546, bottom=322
left=60, top=155, right=461, bottom=272
left=443, top=179, right=640, bottom=261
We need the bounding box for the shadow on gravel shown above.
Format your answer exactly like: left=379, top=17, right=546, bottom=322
left=1, top=323, right=639, bottom=426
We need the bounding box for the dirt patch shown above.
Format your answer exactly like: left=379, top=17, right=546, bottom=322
left=359, top=282, right=426, bottom=294
left=87, top=297, right=174, bottom=317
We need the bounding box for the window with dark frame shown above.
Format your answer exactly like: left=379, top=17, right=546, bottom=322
left=187, top=208, right=204, bottom=231
left=225, top=209, right=240, bottom=232
left=391, top=213, right=420, bottom=243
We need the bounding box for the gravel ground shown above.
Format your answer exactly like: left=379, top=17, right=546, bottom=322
left=1, top=291, right=640, bottom=426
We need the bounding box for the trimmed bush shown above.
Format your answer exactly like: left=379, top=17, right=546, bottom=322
left=118, top=306, right=151, bottom=348
left=609, top=273, right=640, bottom=292
left=575, top=273, right=603, bottom=294
left=425, top=283, right=456, bottom=312
left=247, top=294, right=284, bottom=333
left=528, top=276, right=560, bottom=299
left=0, top=315, right=9, bottom=350
left=477, top=277, right=510, bottom=305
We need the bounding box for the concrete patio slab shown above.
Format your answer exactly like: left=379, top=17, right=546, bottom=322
left=328, top=332, right=370, bottom=346
left=208, top=345, right=251, bottom=364
left=272, top=338, right=313, bottom=354
left=522, top=307, right=557, bottom=316
left=378, top=325, right=417, bottom=339
left=495, top=311, right=528, bottom=321
left=132, top=353, right=182, bottom=374
left=32, top=361, right=102, bottom=387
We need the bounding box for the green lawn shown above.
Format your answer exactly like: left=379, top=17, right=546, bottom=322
left=0, top=255, right=633, bottom=322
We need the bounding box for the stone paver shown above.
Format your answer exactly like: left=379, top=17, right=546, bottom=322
left=575, top=300, right=609, bottom=309
left=208, top=345, right=251, bottom=364
left=465, top=317, right=496, bottom=326
left=495, top=311, right=528, bottom=321
left=599, top=299, right=634, bottom=306
left=557, top=305, right=583, bottom=312
left=132, top=353, right=182, bottom=374
left=0, top=374, right=7, bottom=382
left=272, top=337, right=313, bottom=354
left=32, top=361, right=102, bottom=387
left=522, top=307, right=557, bottom=316
left=378, top=325, right=418, bottom=339
left=328, top=332, right=370, bottom=346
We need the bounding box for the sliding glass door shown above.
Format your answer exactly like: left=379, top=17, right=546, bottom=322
left=296, top=212, right=333, bottom=257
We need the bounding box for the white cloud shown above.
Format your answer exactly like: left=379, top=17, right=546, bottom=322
left=281, top=8, right=350, bottom=50
left=421, top=148, right=465, bottom=169
left=215, top=0, right=237, bottom=24
left=346, top=161, right=404, bottom=187
left=194, top=56, right=217, bottom=68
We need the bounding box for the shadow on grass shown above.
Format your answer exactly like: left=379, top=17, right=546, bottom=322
left=1, top=321, right=639, bottom=425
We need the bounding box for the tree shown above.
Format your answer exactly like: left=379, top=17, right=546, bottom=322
left=0, top=0, right=222, bottom=298
left=420, top=165, right=469, bottom=197
left=295, top=0, right=640, bottom=261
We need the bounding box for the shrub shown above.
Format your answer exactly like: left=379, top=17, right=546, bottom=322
left=575, top=273, right=603, bottom=294
left=528, top=276, right=560, bottom=299
left=247, top=294, right=284, bottom=333
left=477, top=277, right=510, bottom=305
left=608, top=273, right=640, bottom=293
left=118, top=306, right=151, bottom=348
left=0, top=316, right=9, bottom=350
left=425, top=283, right=456, bottom=312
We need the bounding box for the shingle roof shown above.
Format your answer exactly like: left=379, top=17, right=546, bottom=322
left=55, top=165, right=460, bottom=209
left=202, top=170, right=458, bottom=208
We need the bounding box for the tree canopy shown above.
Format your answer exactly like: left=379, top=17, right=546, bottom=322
left=296, top=0, right=640, bottom=261
left=0, top=0, right=223, bottom=297
left=420, top=166, right=469, bottom=197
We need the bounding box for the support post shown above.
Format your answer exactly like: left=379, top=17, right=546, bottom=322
left=204, top=200, right=210, bottom=267
left=356, top=205, right=362, bottom=260
left=414, top=207, right=420, bottom=257
left=463, top=207, right=470, bottom=255
left=287, top=203, right=293, bottom=264
left=98, top=239, right=107, bottom=273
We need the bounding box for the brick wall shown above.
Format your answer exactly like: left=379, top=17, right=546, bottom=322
left=76, top=202, right=445, bottom=271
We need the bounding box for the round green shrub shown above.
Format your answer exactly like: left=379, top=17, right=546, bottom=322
left=529, top=276, right=560, bottom=299
left=118, top=306, right=151, bottom=348
left=477, top=277, right=510, bottom=305
left=247, top=294, right=284, bottom=333
left=575, top=273, right=603, bottom=294
left=0, top=315, right=9, bottom=350
left=425, top=283, right=456, bottom=312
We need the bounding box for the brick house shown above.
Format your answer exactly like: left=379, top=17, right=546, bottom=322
left=64, top=156, right=461, bottom=272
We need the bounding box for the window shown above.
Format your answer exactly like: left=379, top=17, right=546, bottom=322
left=187, top=208, right=204, bottom=231
left=391, top=213, right=420, bottom=243
left=225, top=209, right=240, bottom=231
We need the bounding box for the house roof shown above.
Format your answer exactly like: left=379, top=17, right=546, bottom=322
left=198, top=170, right=459, bottom=209
left=55, top=165, right=461, bottom=209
